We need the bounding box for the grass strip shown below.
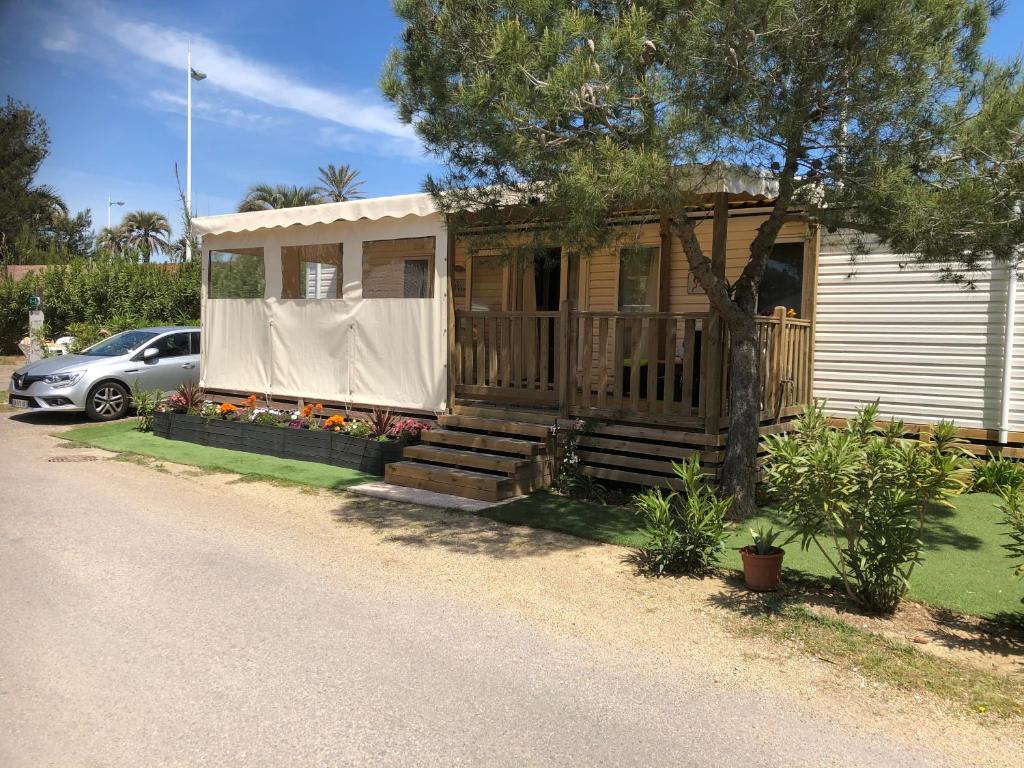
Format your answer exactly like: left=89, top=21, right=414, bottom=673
left=736, top=604, right=1023, bottom=719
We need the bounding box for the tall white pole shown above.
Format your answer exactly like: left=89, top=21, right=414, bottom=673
left=185, top=45, right=193, bottom=263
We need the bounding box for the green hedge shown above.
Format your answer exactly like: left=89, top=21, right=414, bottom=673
left=0, top=259, right=201, bottom=352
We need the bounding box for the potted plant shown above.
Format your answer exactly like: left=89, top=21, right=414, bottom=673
left=739, top=527, right=786, bottom=592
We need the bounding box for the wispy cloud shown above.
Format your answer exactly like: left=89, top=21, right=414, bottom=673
left=41, top=25, right=80, bottom=53
left=148, top=89, right=285, bottom=131
left=83, top=7, right=420, bottom=154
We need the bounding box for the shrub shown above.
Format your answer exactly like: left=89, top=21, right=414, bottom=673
left=0, top=258, right=200, bottom=353
left=355, top=407, right=396, bottom=439
left=972, top=454, right=1024, bottom=496
left=999, top=488, right=1024, bottom=583
left=763, top=401, right=972, bottom=613
left=388, top=417, right=431, bottom=442
left=129, top=381, right=163, bottom=432
left=633, top=456, right=732, bottom=576
left=163, top=381, right=204, bottom=413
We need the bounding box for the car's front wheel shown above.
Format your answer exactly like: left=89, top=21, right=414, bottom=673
left=85, top=381, right=129, bottom=421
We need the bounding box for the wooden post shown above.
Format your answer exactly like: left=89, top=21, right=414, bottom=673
left=557, top=298, right=574, bottom=417
left=703, top=192, right=729, bottom=437
left=445, top=234, right=457, bottom=412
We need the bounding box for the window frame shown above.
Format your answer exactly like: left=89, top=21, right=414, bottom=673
left=361, top=236, right=436, bottom=299
left=207, top=247, right=266, bottom=299
left=281, top=242, right=343, bottom=300
left=616, top=244, right=660, bottom=313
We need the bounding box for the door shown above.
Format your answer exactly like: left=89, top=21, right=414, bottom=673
left=133, top=331, right=198, bottom=393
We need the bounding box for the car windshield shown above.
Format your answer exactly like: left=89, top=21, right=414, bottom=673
left=81, top=330, right=159, bottom=357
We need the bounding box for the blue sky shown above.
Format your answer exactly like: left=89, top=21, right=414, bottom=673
left=1, top=0, right=1023, bottom=239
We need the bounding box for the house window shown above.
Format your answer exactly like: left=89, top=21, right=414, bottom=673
left=618, top=245, right=658, bottom=311
left=362, top=237, right=435, bottom=298
left=209, top=247, right=265, bottom=299
left=470, top=255, right=503, bottom=311
left=281, top=243, right=342, bottom=299
left=759, top=242, right=805, bottom=316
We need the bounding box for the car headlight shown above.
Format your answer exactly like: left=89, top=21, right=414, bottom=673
left=43, top=371, right=86, bottom=388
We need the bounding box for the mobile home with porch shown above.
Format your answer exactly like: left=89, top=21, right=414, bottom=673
left=194, top=175, right=819, bottom=501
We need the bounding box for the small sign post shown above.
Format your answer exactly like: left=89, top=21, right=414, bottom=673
left=27, top=296, right=45, bottom=362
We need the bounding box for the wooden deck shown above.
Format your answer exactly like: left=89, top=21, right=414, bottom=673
left=449, top=304, right=814, bottom=487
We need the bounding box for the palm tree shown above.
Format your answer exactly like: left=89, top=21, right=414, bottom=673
left=95, top=225, right=129, bottom=256
left=314, top=163, right=365, bottom=202
left=29, top=185, right=69, bottom=224
left=237, top=183, right=324, bottom=212
left=121, top=210, right=171, bottom=263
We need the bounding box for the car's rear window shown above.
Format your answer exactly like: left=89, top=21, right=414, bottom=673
left=82, top=330, right=158, bottom=357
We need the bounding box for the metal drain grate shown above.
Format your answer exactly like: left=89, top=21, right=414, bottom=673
left=47, top=455, right=100, bottom=463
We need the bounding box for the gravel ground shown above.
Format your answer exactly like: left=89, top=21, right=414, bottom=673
left=1, top=411, right=1021, bottom=767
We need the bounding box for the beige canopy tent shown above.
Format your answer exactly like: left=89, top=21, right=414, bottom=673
left=193, top=193, right=449, bottom=413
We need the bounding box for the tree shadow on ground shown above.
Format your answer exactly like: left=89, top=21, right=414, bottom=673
left=922, top=606, right=1024, bottom=661
left=706, top=571, right=1024, bottom=671
left=919, top=501, right=984, bottom=552
left=705, top=569, right=846, bottom=619
left=329, top=496, right=597, bottom=560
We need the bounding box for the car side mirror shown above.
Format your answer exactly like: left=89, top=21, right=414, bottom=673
left=143, top=347, right=159, bottom=362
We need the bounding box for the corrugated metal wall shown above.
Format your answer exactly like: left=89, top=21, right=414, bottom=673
left=814, top=233, right=1023, bottom=432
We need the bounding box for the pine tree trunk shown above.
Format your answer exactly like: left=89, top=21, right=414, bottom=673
left=719, top=313, right=760, bottom=517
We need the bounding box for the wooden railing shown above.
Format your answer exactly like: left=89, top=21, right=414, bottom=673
left=749, top=307, right=814, bottom=417
left=451, top=303, right=814, bottom=426
left=571, top=311, right=710, bottom=424
left=453, top=310, right=562, bottom=405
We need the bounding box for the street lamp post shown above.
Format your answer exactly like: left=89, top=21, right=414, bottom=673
left=107, top=196, right=125, bottom=229
left=186, top=45, right=206, bottom=263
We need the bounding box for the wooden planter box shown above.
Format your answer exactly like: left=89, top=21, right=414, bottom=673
left=152, top=411, right=408, bottom=476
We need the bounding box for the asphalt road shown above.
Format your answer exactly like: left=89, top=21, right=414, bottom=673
left=0, top=412, right=957, bottom=767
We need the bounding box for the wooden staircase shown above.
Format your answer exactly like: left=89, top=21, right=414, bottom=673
left=384, top=407, right=555, bottom=502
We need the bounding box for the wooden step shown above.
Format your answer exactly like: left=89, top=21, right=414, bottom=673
left=422, top=429, right=544, bottom=456
left=451, top=404, right=557, bottom=426
left=385, top=461, right=518, bottom=502
left=438, top=414, right=552, bottom=440
left=403, top=444, right=530, bottom=475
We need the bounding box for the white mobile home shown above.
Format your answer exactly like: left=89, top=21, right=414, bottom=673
left=814, top=233, right=1022, bottom=454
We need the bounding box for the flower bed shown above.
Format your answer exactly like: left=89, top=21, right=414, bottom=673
left=152, top=396, right=429, bottom=476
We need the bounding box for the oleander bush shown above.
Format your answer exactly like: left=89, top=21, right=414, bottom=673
left=972, top=454, right=1024, bottom=496
left=763, top=401, right=972, bottom=613
left=634, top=456, right=732, bottom=576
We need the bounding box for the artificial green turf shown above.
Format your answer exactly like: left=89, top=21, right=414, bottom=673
left=483, top=490, right=650, bottom=548
left=58, top=420, right=375, bottom=491
left=494, top=490, right=1024, bottom=619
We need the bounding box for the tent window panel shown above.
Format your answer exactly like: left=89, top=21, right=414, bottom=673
left=470, top=256, right=503, bottom=311
left=209, top=247, right=265, bottom=299
left=362, top=237, right=435, bottom=298
left=617, top=246, right=658, bottom=311
left=403, top=259, right=430, bottom=298
left=281, top=243, right=342, bottom=299
left=758, top=242, right=805, bottom=317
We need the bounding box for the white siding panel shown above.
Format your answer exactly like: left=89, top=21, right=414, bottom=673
left=814, top=234, right=1023, bottom=432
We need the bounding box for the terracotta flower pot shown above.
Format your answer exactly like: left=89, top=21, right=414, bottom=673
left=740, top=546, right=785, bottom=592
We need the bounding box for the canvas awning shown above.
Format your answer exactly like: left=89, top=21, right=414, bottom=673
left=193, top=192, right=438, bottom=236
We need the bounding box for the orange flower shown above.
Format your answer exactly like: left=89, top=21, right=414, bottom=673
left=301, top=404, right=313, bottom=418
left=245, top=394, right=258, bottom=407
left=314, top=403, right=324, bottom=412
left=218, top=402, right=238, bottom=414
left=324, top=414, right=346, bottom=431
